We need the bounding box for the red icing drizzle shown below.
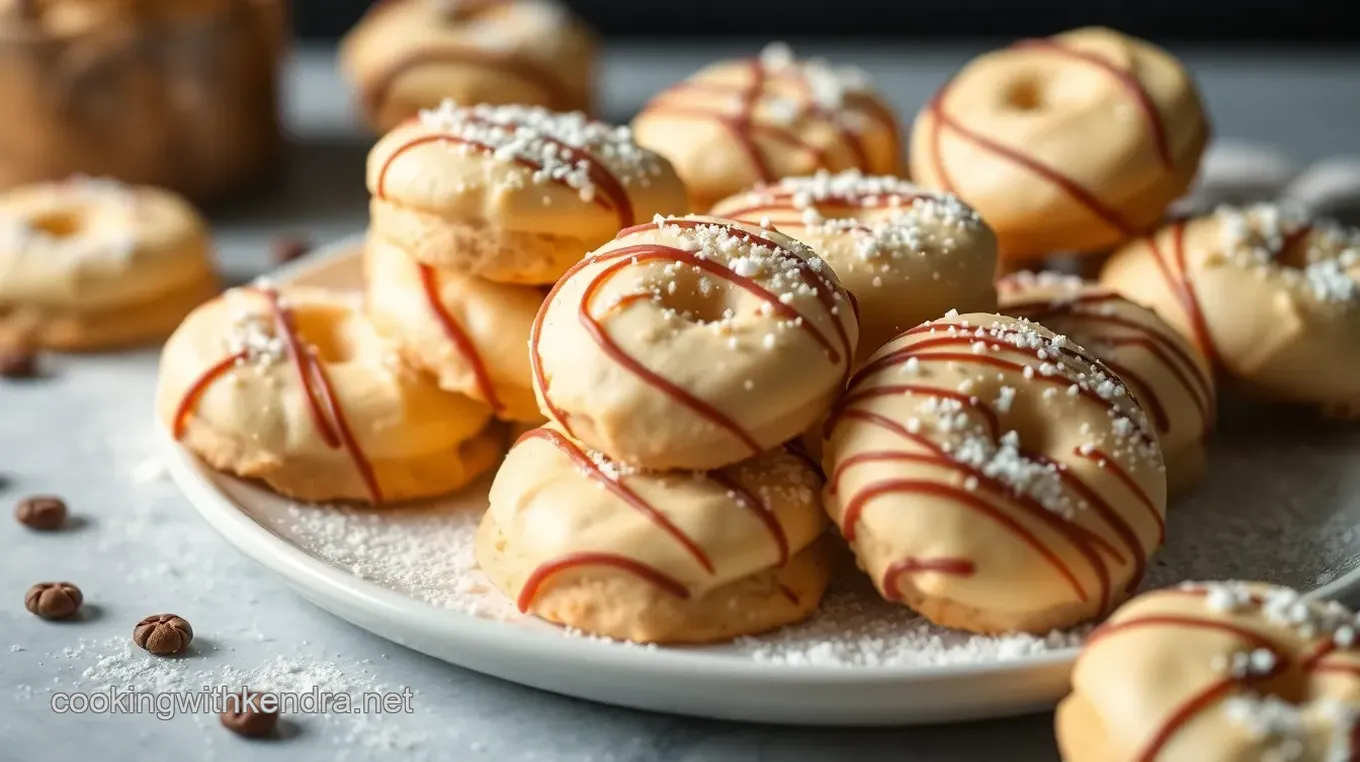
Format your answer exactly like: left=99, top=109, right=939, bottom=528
left=374, top=115, right=635, bottom=229
left=1144, top=218, right=1316, bottom=372
left=926, top=35, right=1187, bottom=241
left=1010, top=37, right=1172, bottom=168
left=1087, top=612, right=1292, bottom=762
left=1084, top=588, right=1360, bottom=762
left=513, top=427, right=806, bottom=612
left=172, top=351, right=247, bottom=439
left=826, top=322, right=1164, bottom=612
left=361, top=0, right=572, bottom=116
left=519, top=427, right=714, bottom=574
left=1145, top=221, right=1220, bottom=366
left=640, top=58, right=900, bottom=184
left=883, top=557, right=976, bottom=601
left=517, top=552, right=690, bottom=613
left=1001, top=287, right=1215, bottom=436
left=529, top=219, right=852, bottom=454
left=709, top=471, right=790, bottom=566
left=364, top=50, right=572, bottom=118
left=172, top=288, right=383, bottom=504
left=717, top=186, right=926, bottom=230
left=416, top=264, right=503, bottom=412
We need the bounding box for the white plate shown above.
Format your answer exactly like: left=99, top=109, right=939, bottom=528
left=164, top=236, right=1360, bottom=726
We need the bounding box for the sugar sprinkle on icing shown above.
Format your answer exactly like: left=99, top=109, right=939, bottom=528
left=416, top=100, right=666, bottom=202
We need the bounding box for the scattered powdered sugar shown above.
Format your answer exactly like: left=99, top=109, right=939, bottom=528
left=620, top=216, right=846, bottom=341
left=1222, top=694, right=1358, bottom=762
left=731, top=569, right=1089, bottom=666
left=1212, top=647, right=1278, bottom=679
left=0, top=176, right=137, bottom=264
left=757, top=43, right=874, bottom=110
left=952, top=430, right=1075, bottom=518
left=282, top=499, right=517, bottom=620
left=1190, top=580, right=1360, bottom=643
left=45, top=636, right=430, bottom=756
left=726, top=170, right=983, bottom=271
left=427, top=0, right=569, bottom=55
left=416, top=100, right=666, bottom=202
left=1304, top=256, right=1358, bottom=303
left=1216, top=203, right=1360, bottom=305
left=224, top=293, right=287, bottom=368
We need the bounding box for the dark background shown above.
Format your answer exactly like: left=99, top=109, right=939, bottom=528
left=294, top=0, right=1354, bottom=42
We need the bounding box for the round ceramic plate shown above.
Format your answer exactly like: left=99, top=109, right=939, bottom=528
left=163, top=236, right=1360, bottom=726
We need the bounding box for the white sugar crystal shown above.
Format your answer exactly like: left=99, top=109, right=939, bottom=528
left=1304, top=258, right=1358, bottom=303
left=1222, top=694, right=1357, bottom=762
left=417, top=101, right=662, bottom=202
left=994, top=386, right=1016, bottom=413
left=758, top=41, right=795, bottom=70
left=1203, top=581, right=1255, bottom=612
left=950, top=429, right=1074, bottom=518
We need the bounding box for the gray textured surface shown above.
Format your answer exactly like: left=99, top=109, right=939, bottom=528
left=2, top=42, right=1358, bottom=762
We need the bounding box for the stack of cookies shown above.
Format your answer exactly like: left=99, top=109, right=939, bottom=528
left=476, top=214, right=860, bottom=643
left=360, top=99, right=690, bottom=424
left=157, top=99, right=694, bottom=507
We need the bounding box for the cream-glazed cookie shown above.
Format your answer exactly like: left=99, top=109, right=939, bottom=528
left=363, top=236, right=545, bottom=422
left=367, top=100, right=688, bottom=284
left=0, top=178, right=218, bottom=351
left=711, top=170, right=999, bottom=362
left=532, top=214, right=859, bottom=470
left=1102, top=203, right=1360, bottom=417
left=823, top=313, right=1167, bottom=634
left=999, top=272, right=1215, bottom=494
left=477, top=422, right=833, bottom=643
left=632, top=43, right=902, bottom=212
left=341, top=0, right=596, bottom=134
left=909, top=27, right=1209, bottom=262
left=157, top=285, right=503, bottom=505
left=1058, top=582, right=1360, bottom=762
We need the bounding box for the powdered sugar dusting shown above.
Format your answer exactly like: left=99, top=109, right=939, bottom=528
left=1221, top=694, right=1358, bottom=762
left=1216, top=203, right=1360, bottom=306
left=732, top=568, right=1089, bottom=666
left=0, top=176, right=138, bottom=264
left=758, top=43, right=874, bottom=109
left=720, top=170, right=984, bottom=274
left=47, top=636, right=432, bottom=755
left=225, top=293, right=287, bottom=368
left=612, top=216, right=848, bottom=342
left=281, top=497, right=516, bottom=620
left=416, top=100, right=665, bottom=202
left=143, top=395, right=1360, bottom=671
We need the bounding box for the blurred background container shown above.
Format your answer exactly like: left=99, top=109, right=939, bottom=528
left=295, top=0, right=1357, bottom=41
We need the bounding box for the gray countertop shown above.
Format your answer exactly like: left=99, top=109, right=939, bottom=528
left=3, top=41, right=1358, bottom=762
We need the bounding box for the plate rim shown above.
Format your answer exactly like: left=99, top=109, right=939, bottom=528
left=164, top=235, right=1360, bottom=697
